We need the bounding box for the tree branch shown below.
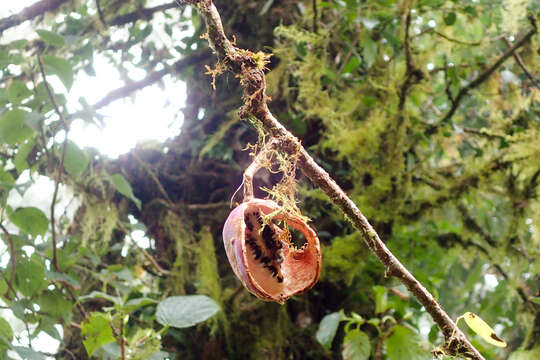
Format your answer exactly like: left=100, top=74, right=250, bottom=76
left=0, top=0, right=69, bottom=34
left=405, top=158, right=511, bottom=221
left=38, top=54, right=68, bottom=272
left=109, top=1, right=183, bottom=27
left=0, top=223, right=16, bottom=298
left=398, top=8, right=424, bottom=111
left=426, top=25, right=537, bottom=136
left=88, top=50, right=209, bottom=111
left=502, top=35, right=540, bottom=90
left=186, top=0, right=485, bottom=358
left=0, top=0, right=184, bottom=35
left=432, top=30, right=481, bottom=46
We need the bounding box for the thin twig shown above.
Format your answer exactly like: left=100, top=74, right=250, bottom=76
left=461, top=126, right=506, bottom=140
left=433, top=30, right=481, bottom=46
left=95, top=0, right=107, bottom=27
left=61, top=280, right=89, bottom=318
left=0, top=223, right=16, bottom=294
left=426, top=25, right=537, bottom=135
left=502, top=35, right=540, bottom=90
left=186, top=202, right=229, bottom=210
left=38, top=54, right=69, bottom=272
left=187, top=1, right=485, bottom=358
left=132, top=153, right=174, bottom=204
left=120, top=311, right=126, bottom=360
left=116, top=222, right=171, bottom=276
left=456, top=203, right=497, bottom=247
left=88, top=50, right=209, bottom=111
left=24, top=320, right=33, bottom=348
left=312, top=0, right=318, bottom=34
left=0, top=266, right=17, bottom=299
left=444, top=62, right=455, bottom=107
left=435, top=232, right=529, bottom=305
left=398, top=8, right=423, bottom=111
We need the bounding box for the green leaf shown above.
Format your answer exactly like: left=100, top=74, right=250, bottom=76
left=64, top=140, right=89, bottom=176
left=43, top=55, right=74, bottom=91
left=428, top=324, right=439, bottom=343
left=316, top=311, right=344, bottom=349
left=36, top=29, right=65, bottom=47
left=45, top=270, right=80, bottom=289
left=81, top=312, right=116, bottom=357
left=7, top=80, right=32, bottom=103
left=374, top=285, right=388, bottom=314
left=99, top=342, right=122, bottom=360
left=386, top=326, right=431, bottom=360
left=123, top=297, right=157, bottom=313
left=362, top=36, right=377, bottom=68
left=36, top=316, right=62, bottom=340
left=13, top=346, right=46, bottom=360
left=37, top=290, right=73, bottom=320
left=0, top=168, right=15, bottom=191
left=0, top=87, right=8, bottom=105
left=79, top=291, right=122, bottom=305
left=0, top=278, right=7, bottom=295
left=8, top=206, right=49, bottom=236
left=24, top=112, right=44, bottom=132
left=9, top=39, right=28, bottom=49
left=15, top=255, right=48, bottom=297
left=0, top=317, right=13, bottom=342
left=0, top=109, right=34, bottom=146
left=155, top=295, right=220, bottom=328
left=13, top=139, right=35, bottom=172
left=342, top=329, right=371, bottom=360
left=444, top=12, right=457, bottom=26
left=109, top=173, right=142, bottom=209
left=342, top=56, right=361, bottom=74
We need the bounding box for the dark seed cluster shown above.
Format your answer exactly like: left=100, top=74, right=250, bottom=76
left=244, top=210, right=285, bottom=283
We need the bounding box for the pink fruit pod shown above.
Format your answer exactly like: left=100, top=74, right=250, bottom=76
left=222, top=198, right=321, bottom=303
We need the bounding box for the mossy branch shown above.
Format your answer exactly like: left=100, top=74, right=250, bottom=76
left=426, top=20, right=537, bottom=135
left=185, top=0, right=486, bottom=358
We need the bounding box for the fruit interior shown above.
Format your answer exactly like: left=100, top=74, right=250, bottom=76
left=243, top=206, right=319, bottom=300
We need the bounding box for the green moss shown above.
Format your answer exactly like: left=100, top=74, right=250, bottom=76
left=323, top=232, right=369, bottom=285
left=80, top=197, right=119, bottom=251
left=196, top=226, right=228, bottom=337
left=162, top=210, right=193, bottom=294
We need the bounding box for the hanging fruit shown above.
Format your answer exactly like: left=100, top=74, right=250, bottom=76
left=222, top=198, right=321, bottom=303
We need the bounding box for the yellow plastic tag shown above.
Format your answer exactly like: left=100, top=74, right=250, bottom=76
left=460, top=312, right=507, bottom=348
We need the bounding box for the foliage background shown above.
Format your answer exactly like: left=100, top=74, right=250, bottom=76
left=0, top=0, right=539, bottom=359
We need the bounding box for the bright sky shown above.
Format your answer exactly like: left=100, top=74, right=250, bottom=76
left=1, top=0, right=187, bottom=158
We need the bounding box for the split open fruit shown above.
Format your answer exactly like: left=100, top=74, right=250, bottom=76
left=222, top=198, right=321, bottom=303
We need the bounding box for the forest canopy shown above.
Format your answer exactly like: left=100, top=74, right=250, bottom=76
left=0, top=0, right=539, bottom=359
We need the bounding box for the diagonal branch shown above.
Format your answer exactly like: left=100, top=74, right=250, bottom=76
left=88, top=50, right=209, bottom=111
left=109, top=1, right=183, bottom=27
left=426, top=24, right=537, bottom=136
left=0, top=0, right=69, bottom=34
left=0, top=0, right=184, bottom=34
left=502, top=35, right=540, bottom=90
left=432, top=30, right=481, bottom=46
left=186, top=0, right=485, bottom=358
